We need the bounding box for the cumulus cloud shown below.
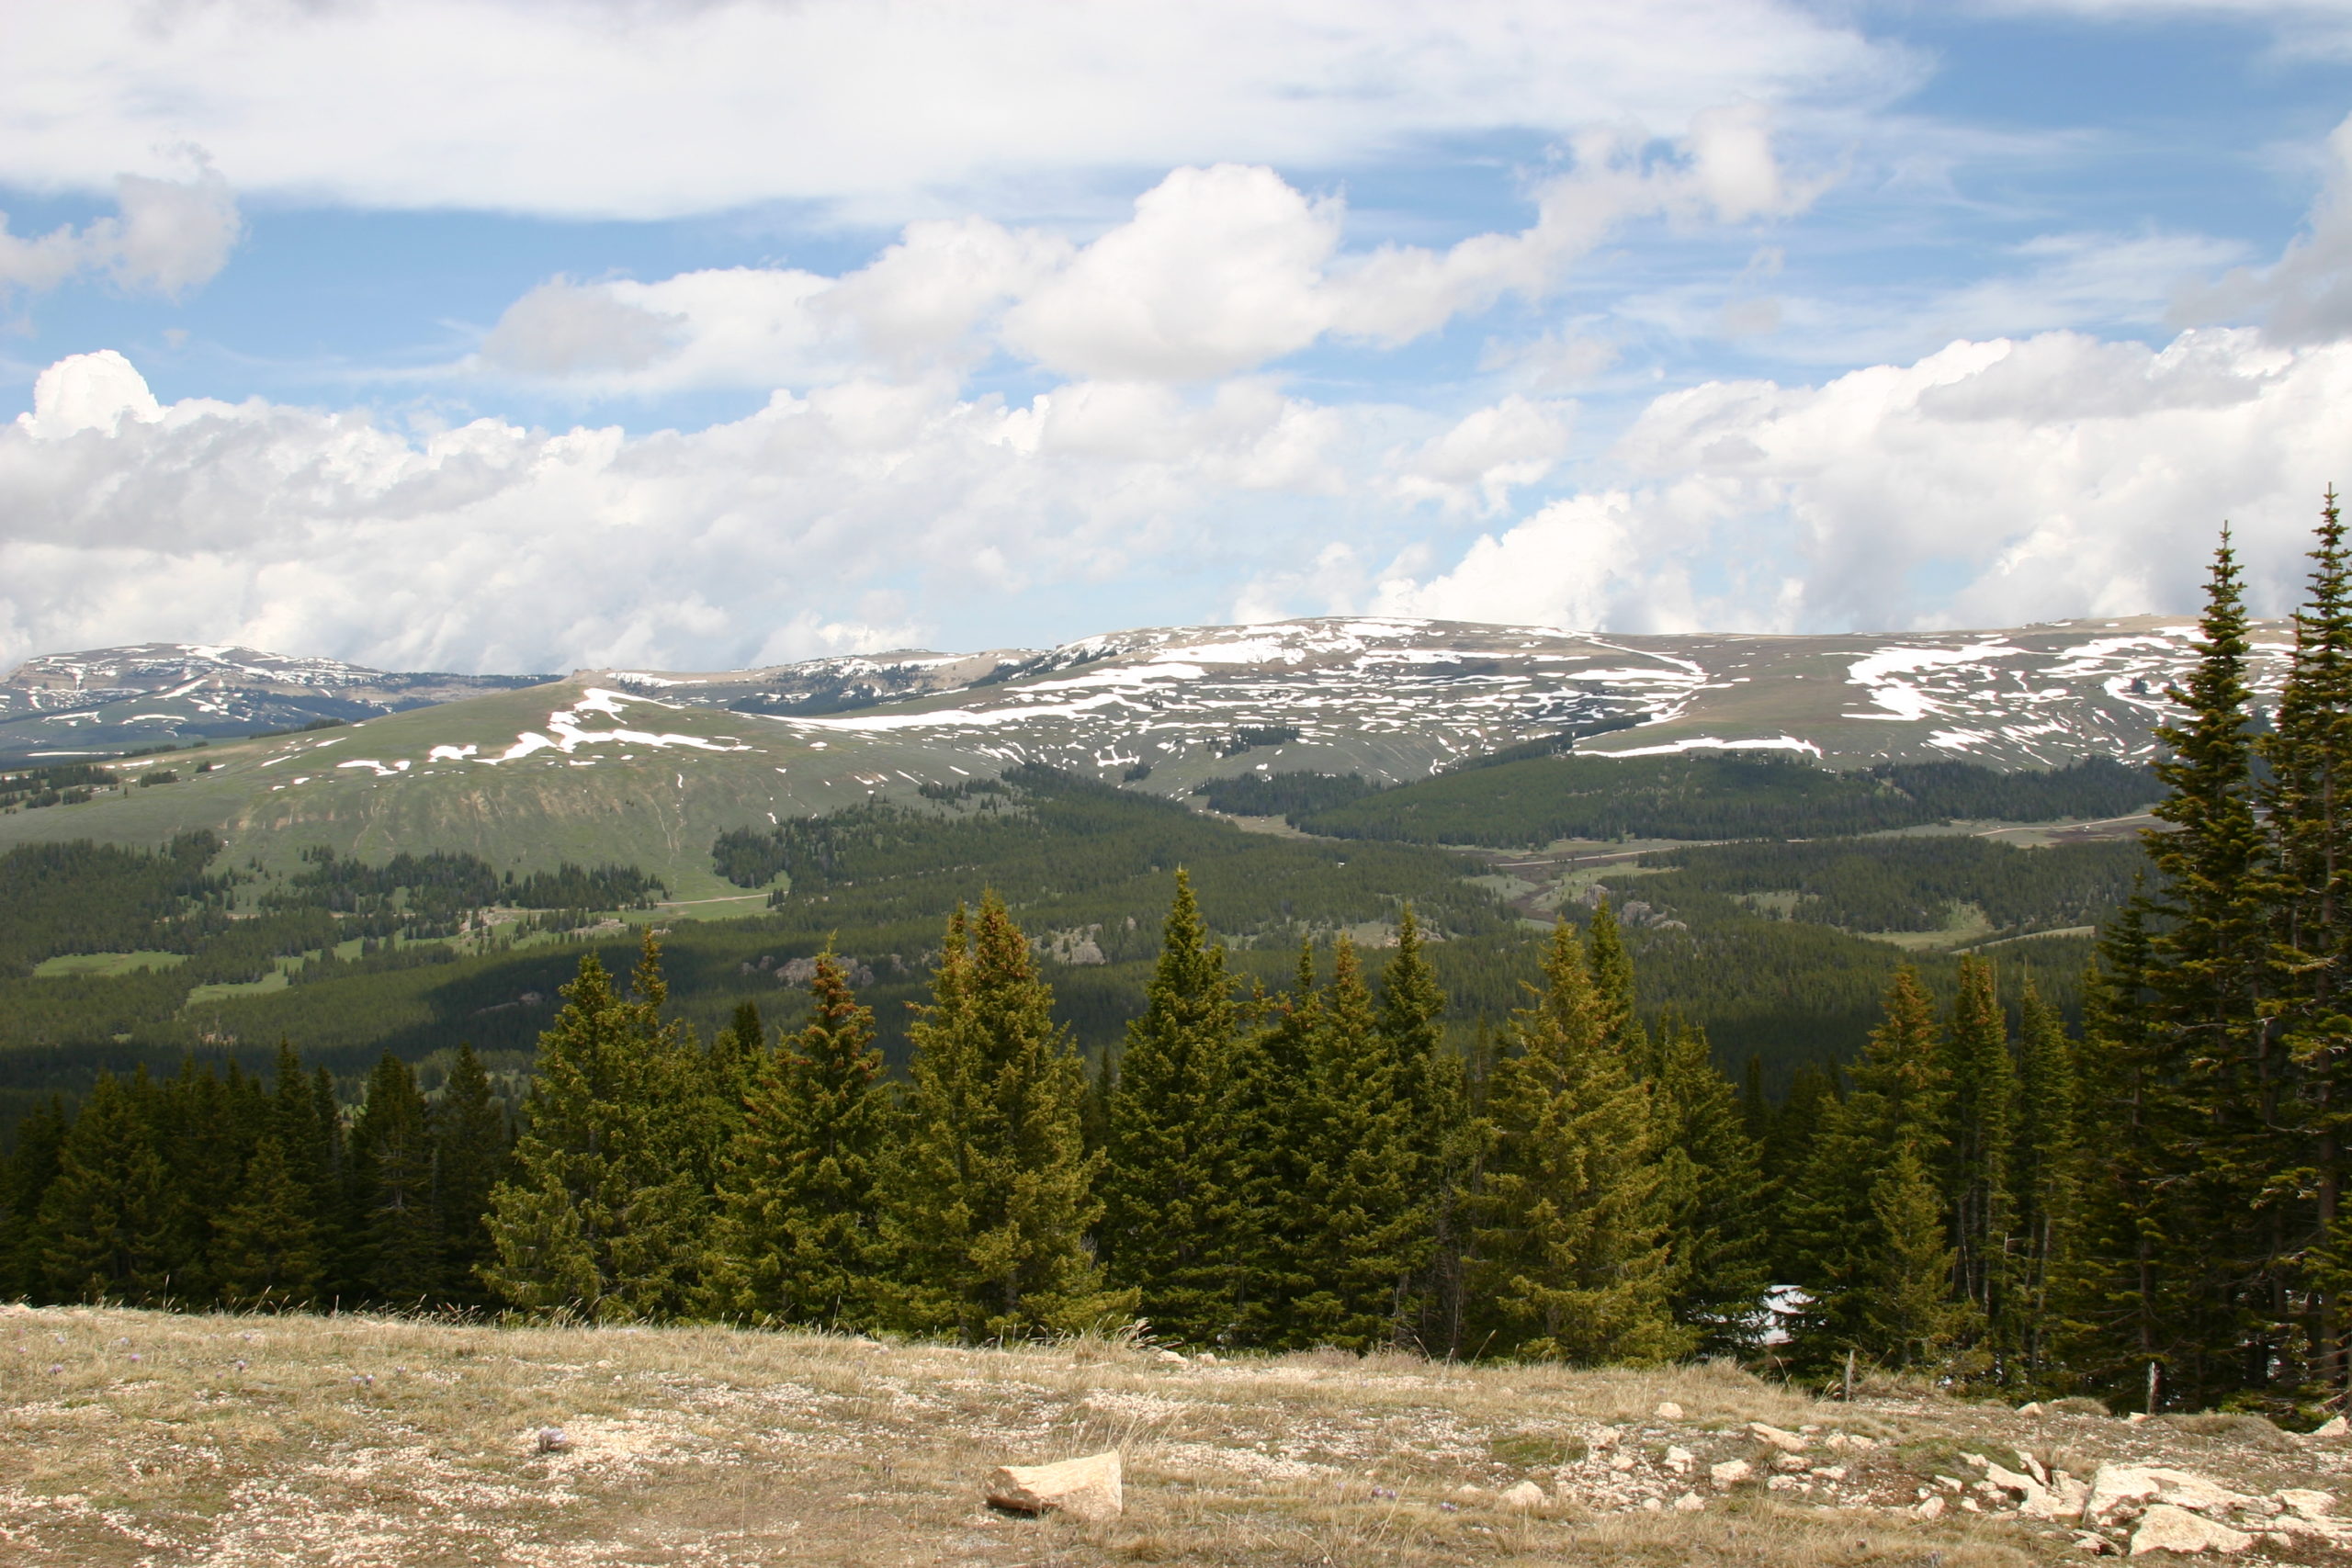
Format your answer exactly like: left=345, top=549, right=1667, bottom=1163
left=3, top=1, right=1900, bottom=220
left=0, top=158, right=242, bottom=299
left=2179, top=110, right=2352, bottom=344
left=479, top=131, right=1830, bottom=393
left=1363, top=327, right=2344, bottom=635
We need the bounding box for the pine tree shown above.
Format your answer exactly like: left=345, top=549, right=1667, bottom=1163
left=1102, top=871, right=1240, bottom=1344
left=1381, top=904, right=1468, bottom=1356
left=1784, top=966, right=1967, bottom=1369
left=0, top=1097, right=67, bottom=1300
left=1867, top=1143, right=1973, bottom=1369
left=2012, top=979, right=2082, bottom=1382
left=1289, top=937, right=1423, bottom=1350
left=1222, top=952, right=1318, bottom=1346
left=711, top=950, right=890, bottom=1325
left=212, top=1134, right=323, bottom=1306
left=1467, top=919, right=1689, bottom=1363
left=434, top=1043, right=508, bottom=1306
left=1652, top=1017, right=1770, bottom=1353
left=481, top=933, right=712, bottom=1320
left=876, top=896, right=1133, bottom=1340
left=349, top=1053, right=441, bottom=1303
left=36, top=1072, right=175, bottom=1303
left=1942, top=955, right=2018, bottom=1360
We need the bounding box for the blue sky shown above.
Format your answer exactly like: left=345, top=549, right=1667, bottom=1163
left=7, top=0, right=2352, bottom=674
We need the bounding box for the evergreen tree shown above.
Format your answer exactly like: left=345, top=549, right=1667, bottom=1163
left=434, top=1043, right=508, bottom=1306
left=1381, top=903, right=1468, bottom=1355
left=349, top=1053, right=441, bottom=1303
left=1467, top=919, right=1689, bottom=1363
left=1289, top=937, right=1424, bottom=1350
left=1942, top=955, right=2018, bottom=1355
left=212, top=1135, right=323, bottom=1306
left=1222, top=953, right=1318, bottom=1345
left=0, top=1097, right=67, bottom=1299
left=1652, top=1017, right=1770, bottom=1353
left=876, top=896, right=1132, bottom=1340
left=1866, top=1143, right=1972, bottom=1368
left=481, top=933, right=711, bottom=1320
left=36, top=1072, right=175, bottom=1303
left=2012, top=979, right=2082, bottom=1382
left=711, top=950, right=890, bottom=1325
left=1784, top=966, right=1968, bottom=1368
left=1102, top=871, right=1241, bottom=1343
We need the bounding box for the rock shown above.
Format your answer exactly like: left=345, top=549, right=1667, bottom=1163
left=1453, top=1483, right=1488, bottom=1503
left=1589, top=1427, right=1620, bottom=1450
left=1155, top=1349, right=1187, bottom=1363
left=2129, top=1505, right=2253, bottom=1556
left=985, top=1451, right=1124, bottom=1522
left=1984, top=1460, right=2055, bottom=1516
left=1499, top=1480, right=1546, bottom=1510
left=1771, top=1454, right=1809, bottom=1473
left=2081, top=1464, right=2247, bottom=1524
left=1609, top=1453, right=1635, bottom=1473
left=535, top=1427, right=570, bottom=1454
left=1654, top=1401, right=1684, bottom=1420
left=1673, top=1491, right=1705, bottom=1512
left=1916, top=1495, right=1946, bottom=1519
left=1710, top=1459, right=1753, bottom=1487
left=1193, top=1352, right=1217, bottom=1365
left=1664, top=1445, right=1694, bottom=1473
left=1813, top=1465, right=1849, bottom=1482
left=2018, top=1450, right=2050, bottom=1484
left=2071, top=1529, right=2116, bottom=1554
left=2278, top=1489, right=2335, bottom=1520
left=1768, top=1474, right=1804, bottom=1492
left=2018, top=1401, right=2046, bottom=1416
left=1748, top=1422, right=1808, bottom=1452
left=2313, top=1416, right=2350, bottom=1439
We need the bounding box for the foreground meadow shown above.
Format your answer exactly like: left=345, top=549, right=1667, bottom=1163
left=5, top=1304, right=2347, bottom=1567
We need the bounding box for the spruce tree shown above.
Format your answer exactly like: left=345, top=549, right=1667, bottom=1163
left=1942, top=955, right=2017, bottom=1358
left=711, top=950, right=890, bottom=1325
left=876, top=896, right=1132, bottom=1340
left=434, top=1043, right=508, bottom=1306
left=2012, top=979, right=2082, bottom=1382
left=1467, top=919, right=1688, bottom=1363
left=1102, top=871, right=1240, bottom=1343
left=481, top=934, right=711, bottom=1319
left=1289, top=937, right=1423, bottom=1350
left=1652, top=1017, right=1770, bottom=1353
left=1867, top=1143, right=1973, bottom=1369
left=1222, top=950, right=1319, bottom=1346
left=1381, top=904, right=1468, bottom=1356
left=0, top=1097, right=67, bottom=1300
left=212, top=1135, right=323, bottom=1306
left=37, top=1072, right=175, bottom=1303
left=349, top=1054, right=441, bottom=1303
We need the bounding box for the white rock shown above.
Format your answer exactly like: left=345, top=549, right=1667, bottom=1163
left=986, top=1451, right=1124, bottom=1521
left=1748, top=1421, right=1808, bottom=1452
left=1609, top=1453, right=1636, bottom=1473
left=1499, top=1480, right=1547, bottom=1510
left=2278, top=1489, right=2335, bottom=1520
left=1916, top=1495, right=1946, bottom=1519
left=1654, top=1401, right=1684, bottom=1420
left=1589, top=1426, right=1620, bottom=1450
left=1771, top=1454, right=1810, bottom=1473
left=1673, top=1491, right=1705, bottom=1512
left=1984, top=1460, right=2054, bottom=1517
left=1813, top=1465, right=1849, bottom=1482
left=1193, top=1352, right=1218, bottom=1366
left=2129, top=1504, right=2253, bottom=1556
left=2083, top=1464, right=2249, bottom=1524
left=1768, top=1474, right=1804, bottom=1492
left=1453, top=1483, right=1489, bottom=1503
left=1664, top=1446, right=1694, bottom=1473
left=1641, top=1495, right=1664, bottom=1512
left=2018, top=1450, right=2050, bottom=1483
left=2018, top=1400, right=2046, bottom=1416
left=2312, top=1416, right=2349, bottom=1439
left=1710, top=1459, right=1753, bottom=1487
left=1155, top=1348, right=1188, bottom=1363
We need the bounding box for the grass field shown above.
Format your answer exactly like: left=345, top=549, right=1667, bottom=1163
left=5, top=1304, right=2345, bottom=1566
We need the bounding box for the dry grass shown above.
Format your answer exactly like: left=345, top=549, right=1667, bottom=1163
left=1, top=1303, right=2343, bottom=1566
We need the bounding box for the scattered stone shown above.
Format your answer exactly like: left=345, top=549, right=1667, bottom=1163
left=1193, top=1352, right=1218, bottom=1365
left=986, top=1451, right=1124, bottom=1521
left=1654, top=1401, right=1684, bottom=1421
left=1813, top=1465, right=1849, bottom=1482
left=1749, top=1421, right=1808, bottom=1453
left=1710, top=1459, right=1753, bottom=1487
left=1609, top=1452, right=1636, bottom=1473
left=2018, top=1401, right=2046, bottom=1416
left=2278, top=1489, right=2335, bottom=1520
left=1453, top=1483, right=1488, bottom=1503
left=1768, top=1474, right=1804, bottom=1492
left=2129, top=1505, right=2253, bottom=1556
left=1771, top=1454, right=1809, bottom=1473
left=1664, top=1445, right=1694, bottom=1474
left=2018, top=1450, right=2050, bottom=1483
left=1155, top=1349, right=1187, bottom=1364
left=1673, top=1491, right=1705, bottom=1513
left=2071, top=1529, right=2116, bottom=1554
left=1589, top=1427, right=1620, bottom=1450
left=1499, top=1480, right=1547, bottom=1510
left=535, top=1427, right=570, bottom=1454
left=1640, top=1495, right=1664, bottom=1511
left=1916, top=1496, right=1946, bottom=1519
left=2312, top=1416, right=2350, bottom=1439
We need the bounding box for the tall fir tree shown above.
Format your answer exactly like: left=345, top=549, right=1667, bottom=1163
left=0, top=1097, right=68, bottom=1299
left=212, top=1134, right=323, bottom=1306
left=1942, top=955, right=2018, bottom=1360
left=1222, top=950, right=1320, bottom=1345
left=36, top=1072, right=175, bottom=1303
left=2011, top=979, right=2083, bottom=1382
left=1651, top=1016, right=1770, bottom=1353
left=711, top=950, right=891, bottom=1325
left=876, top=896, right=1132, bottom=1340
left=481, top=934, right=712, bottom=1320
left=349, top=1053, right=441, bottom=1303
left=1102, top=871, right=1241, bottom=1344
left=434, top=1043, right=508, bottom=1306
left=1865, top=1143, right=1973, bottom=1369
left=1467, top=919, right=1689, bottom=1363
left=1380, top=904, right=1468, bottom=1356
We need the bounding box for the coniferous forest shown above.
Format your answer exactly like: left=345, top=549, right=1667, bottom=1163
left=6, top=504, right=2352, bottom=1425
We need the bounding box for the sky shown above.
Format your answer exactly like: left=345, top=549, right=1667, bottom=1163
left=9, top=1, right=2352, bottom=675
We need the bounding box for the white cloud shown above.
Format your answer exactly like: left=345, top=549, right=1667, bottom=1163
left=0, top=158, right=241, bottom=300
left=1388, top=395, right=1575, bottom=515
left=1367, top=327, right=2346, bottom=635
left=2179, top=110, right=2352, bottom=343
left=2, top=1, right=1902, bottom=221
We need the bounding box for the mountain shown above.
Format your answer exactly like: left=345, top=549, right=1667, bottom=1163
left=0, top=643, right=559, bottom=761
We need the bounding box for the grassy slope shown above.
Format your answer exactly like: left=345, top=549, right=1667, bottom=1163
left=6, top=1304, right=2342, bottom=1568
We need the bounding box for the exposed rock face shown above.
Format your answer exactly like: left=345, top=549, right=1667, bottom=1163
left=985, top=1451, right=1123, bottom=1521
left=2129, top=1504, right=2254, bottom=1556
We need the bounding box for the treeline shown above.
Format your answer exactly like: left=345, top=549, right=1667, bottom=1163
left=1273, top=754, right=2155, bottom=846
left=0, top=1043, right=509, bottom=1308
left=267, top=847, right=662, bottom=933
left=0, top=833, right=230, bottom=974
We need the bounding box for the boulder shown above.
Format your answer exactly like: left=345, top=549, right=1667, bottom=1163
left=1672, top=1491, right=1705, bottom=1512
left=1155, top=1349, right=1187, bottom=1364
left=1748, top=1422, right=1808, bottom=1452
left=2083, top=1464, right=2248, bottom=1524
left=2312, top=1416, right=2350, bottom=1439
left=1499, top=1480, right=1547, bottom=1510
left=2277, top=1489, right=2335, bottom=1521
left=1654, top=1401, right=1684, bottom=1420
left=1710, top=1459, right=1753, bottom=1487
left=1915, top=1495, right=1946, bottom=1519
left=986, top=1451, right=1124, bottom=1521
left=2129, top=1505, right=2253, bottom=1556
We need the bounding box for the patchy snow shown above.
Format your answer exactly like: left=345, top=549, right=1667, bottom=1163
left=1600, top=735, right=1826, bottom=759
